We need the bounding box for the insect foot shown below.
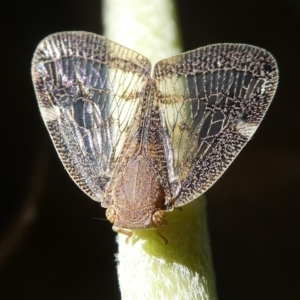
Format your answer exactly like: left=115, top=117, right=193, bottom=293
left=152, top=210, right=168, bottom=244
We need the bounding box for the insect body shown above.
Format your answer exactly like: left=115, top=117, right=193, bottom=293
left=32, top=32, right=278, bottom=242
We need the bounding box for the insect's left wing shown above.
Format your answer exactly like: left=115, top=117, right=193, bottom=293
left=32, top=32, right=151, bottom=202
left=154, top=44, right=278, bottom=206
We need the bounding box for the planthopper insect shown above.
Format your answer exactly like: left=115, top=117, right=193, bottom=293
left=32, top=31, right=278, bottom=243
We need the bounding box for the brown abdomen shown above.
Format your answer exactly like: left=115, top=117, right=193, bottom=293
left=109, top=154, right=165, bottom=229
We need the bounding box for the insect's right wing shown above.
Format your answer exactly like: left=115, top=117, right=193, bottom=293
left=154, top=44, right=278, bottom=206
left=32, top=32, right=151, bottom=202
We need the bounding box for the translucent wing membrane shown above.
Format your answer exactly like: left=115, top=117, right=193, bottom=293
left=154, top=44, right=278, bottom=206
left=32, top=32, right=278, bottom=236
left=32, top=32, right=151, bottom=201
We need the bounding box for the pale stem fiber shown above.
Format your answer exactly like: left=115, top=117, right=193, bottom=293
left=102, top=0, right=217, bottom=299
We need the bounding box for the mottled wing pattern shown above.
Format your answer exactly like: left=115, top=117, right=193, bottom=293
left=154, top=44, right=278, bottom=206
left=32, top=32, right=151, bottom=202
left=143, top=94, right=174, bottom=202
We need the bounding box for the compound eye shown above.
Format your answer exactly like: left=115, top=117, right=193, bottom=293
left=106, top=206, right=117, bottom=224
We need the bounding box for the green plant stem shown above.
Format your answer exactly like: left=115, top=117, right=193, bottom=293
left=102, top=0, right=217, bottom=299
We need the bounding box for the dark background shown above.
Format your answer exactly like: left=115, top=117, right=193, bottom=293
left=1, top=0, right=299, bottom=299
